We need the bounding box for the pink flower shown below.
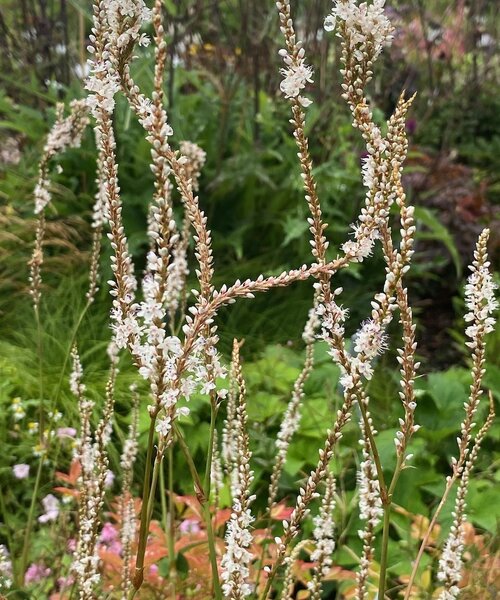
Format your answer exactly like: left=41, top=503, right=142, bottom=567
left=38, top=494, right=59, bottom=523
left=99, top=522, right=117, bottom=544
left=99, top=522, right=122, bottom=554
left=56, top=427, right=77, bottom=438
left=25, top=563, right=51, bottom=585
left=12, top=464, right=30, bottom=479
left=58, top=574, right=75, bottom=589
left=179, top=518, right=201, bottom=534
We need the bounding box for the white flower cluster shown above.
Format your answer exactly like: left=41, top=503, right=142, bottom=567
left=104, top=0, right=152, bottom=49
left=437, top=523, right=464, bottom=599
left=275, top=395, right=302, bottom=460
left=302, top=303, right=320, bottom=344
left=353, top=319, right=388, bottom=360
left=309, top=475, right=336, bottom=582
left=0, top=136, right=21, bottom=167
left=91, top=141, right=108, bottom=229
left=38, top=494, right=60, bottom=523
left=43, top=101, right=89, bottom=161
left=34, top=100, right=89, bottom=214
left=317, top=290, right=387, bottom=388
left=85, top=60, right=121, bottom=118
left=0, top=544, right=12, bottom=591
left=86, top=0, right=151, bottom=119
left=69, top=348, right=87, bottom=398
left=114, top=296, right=226, bottom=436
left=164, top=241, right=189, bottom=318
left=340, top=125, right=388, bottom=262
left=179, top=140, right=207, bottom=192
left=276, top=0, right=314, bottom=108
left=279, top=59, right=314, bottom=107
left=464, top=231, right=498, bottom=348
left=221, top=497, right=255, bottom=598
left=357, top=458, right=383, bottom=527
left=324, top=0, right=393, bottom=62
left=72, top=543, right=101, bottom=598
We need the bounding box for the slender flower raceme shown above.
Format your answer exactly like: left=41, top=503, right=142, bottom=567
left=280, top=540, right=310, bottom=600
left=404, top=231, right=498, bottom=599
left=29, top=100, right=89, bottom=311
left=221, top=341, right=255, bottom=599
left=71, top=344, right=118, bottom=599
left=308, top=472, right=337, bottom=600
left=33, top=100, right=89, bottom=215
left=356, top=415, right=383, bottom=599
left=120, top=384, right=140, bottom=596
left=437, top=397, right=495, bottom=599
left=268, top=306, right=318, bottom=511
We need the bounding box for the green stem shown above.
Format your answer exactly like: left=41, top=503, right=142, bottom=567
left=260, top=562, right=278, bottom=600
left=358, top=399, right=394, bottom=599
left=378, top=501, right=392, bottom=600
left=174, top=423, right=204, bottom=500
left=174, top=423, right=222, bottom=600
left=204, top=399, right=218, bottom=498
left=131, top=415, right=157, bottom=592
left=19, top=453, right=44, bottom=581
left=35, top=308, right=45, bottom=437
left=160, top=457, right=168, bottom=534
left=51, top=300, right=90, bottom=415
left=167, top=445, right=177, bottom=597
left=147, top=450, right=163, bottom=524
left=202, top=501, right=222, bottom=600
left=358, top=400, right=387, bottom=493
left=20, top=307, right=46, bottom=583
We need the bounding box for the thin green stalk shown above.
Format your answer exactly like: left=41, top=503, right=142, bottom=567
left=174, top=423, right=222, bottom=600
left=174, top=424, right=204, bottom=498
left=167, top=445, right=177, bottom=597
left=35, top=308, right=45, bottom=436
left=44, top=301, right=92, bottom=478
left=19, top=306, right=46, bottom=582
left=204, top=399, right=218, bottom=498
left=358, top=400, right=387, bottom=495
left=378, top=500, right=392, bottom=600
left=260, top=562, right=278, bottom=600
left=131, top=415, right=157, bottom=592
left=358, top=399, right=395, bottom=599
left=50, top=299, right=91, bottom=415
left=19, top=453, right=44, bottom=581
left=147, top=450, right=163, bottom=524
left=160, top=458, right=169, bottom=534
left=202, top=501, right=222, bottom=600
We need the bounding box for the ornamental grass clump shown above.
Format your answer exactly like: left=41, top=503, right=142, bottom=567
left=13, top=0, right=497, bottom=598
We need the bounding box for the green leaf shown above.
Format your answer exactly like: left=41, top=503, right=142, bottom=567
left=414, top=206, right=462, bottom=277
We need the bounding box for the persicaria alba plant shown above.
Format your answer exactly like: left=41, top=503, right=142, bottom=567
left=15, top=0, right=497, bottom=598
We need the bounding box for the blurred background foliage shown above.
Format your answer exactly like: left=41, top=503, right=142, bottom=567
left=0, top=0, right=499, bottom=595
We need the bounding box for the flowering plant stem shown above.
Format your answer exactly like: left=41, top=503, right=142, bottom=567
left=403, top=475, right=458, bottom=599
left=174, top=420, right=223, bottom=599
left=19, top=306, right=45, bottom=581
left=19, top=452, right=44, bottom=585
left=357, top=399, right=398, bottom=600
left=131, top=415, right=157, bottom=595
left=166, top=445, right=177, bottom=596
